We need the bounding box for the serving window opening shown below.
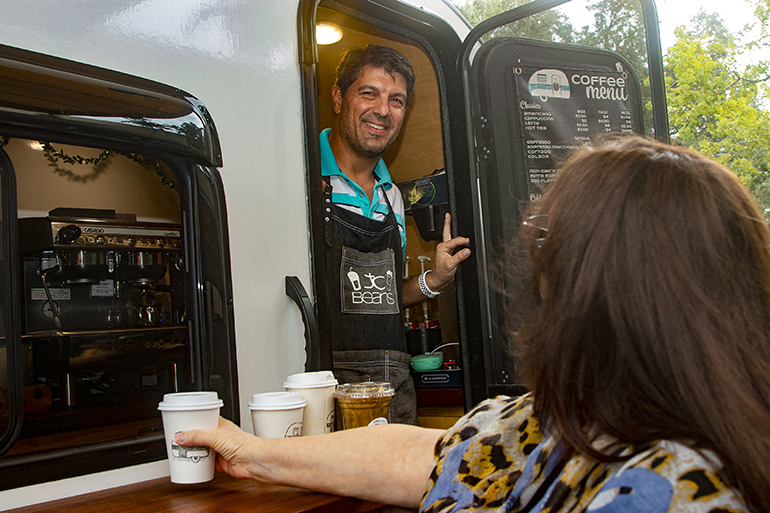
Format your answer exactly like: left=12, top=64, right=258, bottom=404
left=312, top=2, right=465, bottom=427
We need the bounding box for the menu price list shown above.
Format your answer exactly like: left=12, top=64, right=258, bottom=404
left=521, top=104, right=637, bottom=197
left=515, top=68, right=640, bottom=199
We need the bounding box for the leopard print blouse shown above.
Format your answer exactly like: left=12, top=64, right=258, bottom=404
left=420, top=394, right=747, bottom=512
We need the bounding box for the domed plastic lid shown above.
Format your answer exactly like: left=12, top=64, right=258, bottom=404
left=333, top=382, right=395, bottom=399
left=284, top=370, right=338, bottom=389
left=158, top=391, right=223, bottom=411
left=248, top=391, right=306, bottom=411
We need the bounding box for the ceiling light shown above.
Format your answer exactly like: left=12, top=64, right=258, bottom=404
left=316, top=23, right=343, bottom=45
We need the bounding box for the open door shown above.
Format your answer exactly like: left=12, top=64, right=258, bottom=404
left=457, top=0, right=669, bottom=403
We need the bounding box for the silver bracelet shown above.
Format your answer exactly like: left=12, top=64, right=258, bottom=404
left=418, top=270, right=440, bottom=299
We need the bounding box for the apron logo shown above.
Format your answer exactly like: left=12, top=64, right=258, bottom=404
left=341, top=248, right=400, bottom=315
left=348, top=267, right=396, bottom=305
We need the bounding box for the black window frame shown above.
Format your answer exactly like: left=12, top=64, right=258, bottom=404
left=0, top=44, right=239, bottom=489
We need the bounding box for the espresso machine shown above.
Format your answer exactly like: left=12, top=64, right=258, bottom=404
left=15, top=208, right=189, bottom=439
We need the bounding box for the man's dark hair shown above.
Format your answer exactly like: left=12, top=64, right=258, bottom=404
left=334, top=44, right=415, bottom=104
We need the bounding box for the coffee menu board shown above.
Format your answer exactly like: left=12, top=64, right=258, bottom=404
left=464, top=38, right=647, bottom=392
left=507, top=42, right=644, bottom=201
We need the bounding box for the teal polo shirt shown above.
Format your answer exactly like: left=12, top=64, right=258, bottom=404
left=320, top=128, right=407, bottom=257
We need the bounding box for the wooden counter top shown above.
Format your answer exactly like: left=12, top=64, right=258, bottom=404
left=6, top=474, right=389, bottom=513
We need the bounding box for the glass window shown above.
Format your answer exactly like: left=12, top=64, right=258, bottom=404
left=3, top=137, right=187, bottom=457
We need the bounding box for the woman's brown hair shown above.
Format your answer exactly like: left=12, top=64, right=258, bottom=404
left=517, top=135, right=770, bottom=509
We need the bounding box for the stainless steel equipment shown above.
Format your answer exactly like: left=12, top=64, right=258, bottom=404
left=16, top=208, right=188, bottom=438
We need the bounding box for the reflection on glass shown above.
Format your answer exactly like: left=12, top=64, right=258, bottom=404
left=465, top=0, right=654, bottom=136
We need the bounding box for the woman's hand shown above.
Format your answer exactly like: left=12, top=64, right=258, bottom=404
left=174, top=417, right=266, bottom=481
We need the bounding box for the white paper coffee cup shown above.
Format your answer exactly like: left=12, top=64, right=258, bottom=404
left=284, top=371, right=338, bottom=435
left=158, top=391, right=223, bottom=484
left=248, top=392, right=306, bottom=438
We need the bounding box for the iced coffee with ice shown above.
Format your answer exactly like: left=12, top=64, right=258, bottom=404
left=333, top=382, right=395, bottom=429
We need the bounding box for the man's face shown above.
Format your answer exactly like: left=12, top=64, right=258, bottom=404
left=333, top=65, right=408, bottom=159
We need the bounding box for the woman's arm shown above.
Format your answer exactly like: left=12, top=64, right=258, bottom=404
left=175, top=418, right=444, bottom=508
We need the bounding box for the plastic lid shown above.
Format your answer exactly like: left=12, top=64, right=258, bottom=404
left=284, top=371, right=338, bottom=389
left=333, top=382, right=395, bottom=399
left=248, top=392, right=307, bottom=411
left=158, top=391, right=223, bottom=411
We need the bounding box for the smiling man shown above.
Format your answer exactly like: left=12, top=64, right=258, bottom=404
left=320, top=45, right=470, bottom=425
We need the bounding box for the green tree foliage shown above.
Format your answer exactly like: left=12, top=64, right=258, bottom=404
left=665, top=6, right=770, bottom=217
left=747, top=0, right=770, bottom=105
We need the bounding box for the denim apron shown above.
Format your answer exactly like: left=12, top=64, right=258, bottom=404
left=324, top=183, right=418, bottom=425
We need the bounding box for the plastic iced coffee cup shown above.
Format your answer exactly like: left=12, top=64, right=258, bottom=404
left=248, top=392, right=306, bottom=438
left=284, top=371, right=338, bottom=435
left=157, top=391, right=223, bottom=484
left=333, top=382, right=395, bottom=429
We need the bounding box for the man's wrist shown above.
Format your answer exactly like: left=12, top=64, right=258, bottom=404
left=419, top=270, right=440, bottom=299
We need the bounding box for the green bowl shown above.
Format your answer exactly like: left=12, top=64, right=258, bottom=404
left=410, top=353, right=443, bottom=371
